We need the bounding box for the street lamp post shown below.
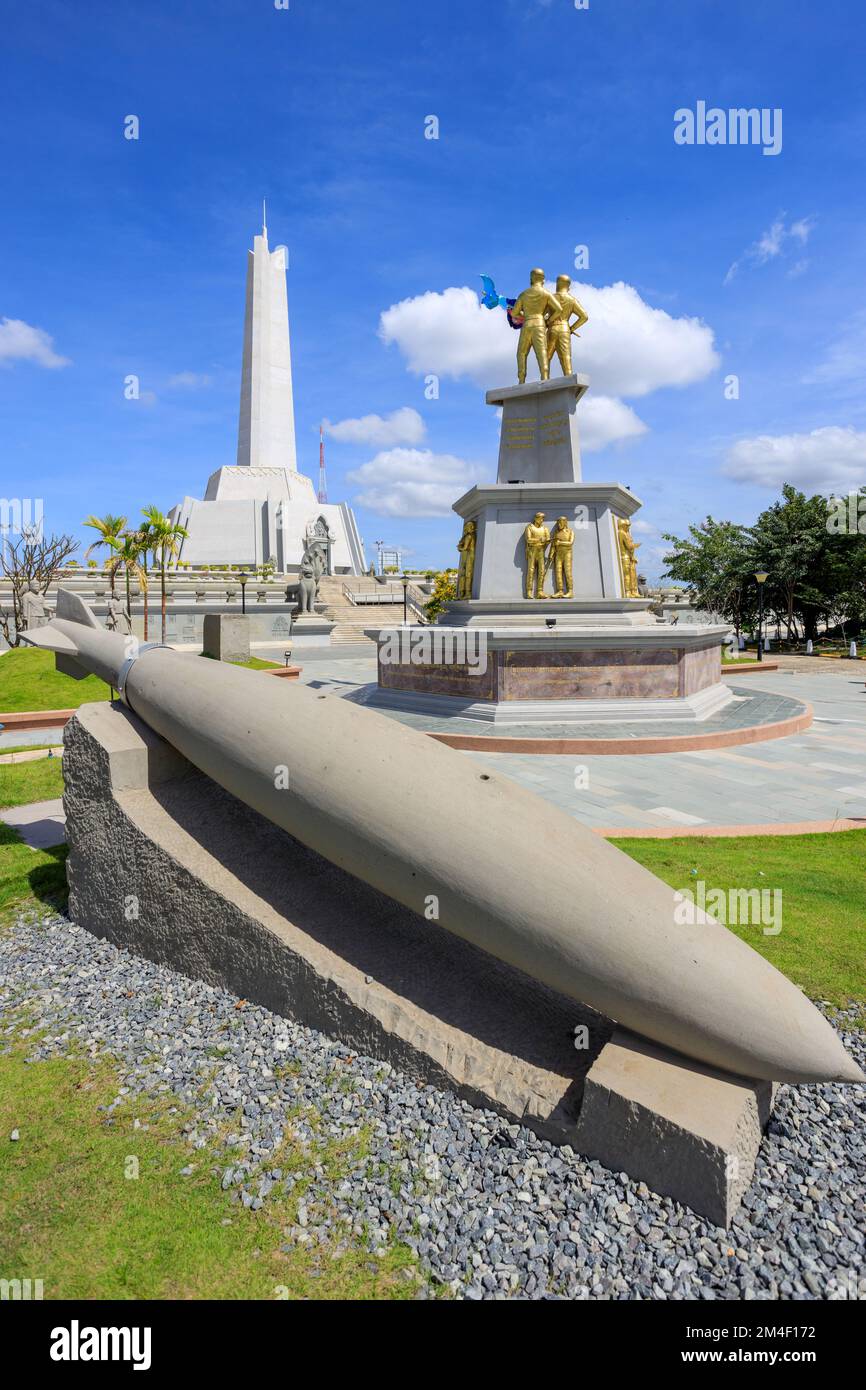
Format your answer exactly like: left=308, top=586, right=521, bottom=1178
left=755, top=571, right=768, bottom=662
left=402, top=576, right=409, bottom=626
left=239, top=569, right=249, bottom=616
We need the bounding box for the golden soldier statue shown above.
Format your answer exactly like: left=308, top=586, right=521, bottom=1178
left=456, top=519, right=476, bottom=599
left=616, top=517, right=640, bottom=598
left=512, top=269, right=560, bottom=384
left=549, top=516, right=575, bottom=598
left=546, top=274, right=588, bottom=378
left=524, top=512, right=550, bottom=598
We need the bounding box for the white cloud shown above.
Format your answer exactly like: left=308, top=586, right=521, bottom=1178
left=581, top=394, right=648, bottom=451
left=575, top=282, right=718, bottom=397
left=723, top=425, right=866, bottom=492
left=323, top=406, right=426, bottom=447
left=167, top=371, right=212, bottom=389
left=724, top=215, right=815, bottom=284
left=379, top=282, right=717, bottom=399
left=379, top=287, right=511, bottom=386
left=348, top=447, right=474, bottom=517
left=0, top=317, right=70, bottom=368
left=377, top=282, right=716, bottom=453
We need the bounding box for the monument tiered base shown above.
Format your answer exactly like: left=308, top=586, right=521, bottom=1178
left=62, top=699, right=777, bottom=1226
left=365, top=621, right=734, bottom=726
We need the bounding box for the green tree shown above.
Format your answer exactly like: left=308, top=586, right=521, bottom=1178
left=83, top=514, right=127, bottom=595
left=662, top=518, right=753, bottom=636
left=140, top=507, right=189, bottom=643
left=424, top=570, right=457, bottom=623
left=105, top=531, right=148, bottom=628
left=747, top=485, right=827, bottom=641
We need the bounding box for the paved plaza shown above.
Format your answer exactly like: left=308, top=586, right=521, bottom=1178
left=291, top=647, right=866, bottom=834
left=3, top=645, right=865, bottom=835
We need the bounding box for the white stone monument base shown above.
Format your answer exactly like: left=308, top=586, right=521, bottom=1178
left=453, top=483, right=641, bottom=604
left=365, top=622, right=733, bottom=726
left=440, top=598, right=657, bottom=627
left=289, top=615, right=336, bottom=647
left=361, top=683, right=732, bottom=726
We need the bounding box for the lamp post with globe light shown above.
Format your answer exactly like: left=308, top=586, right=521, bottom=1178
left=755, top=571, right=768, bottom=662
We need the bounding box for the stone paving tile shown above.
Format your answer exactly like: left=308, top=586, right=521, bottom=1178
left=297, top=658, right=866, bottom=832
left=1, top=798, right=66, bottom=849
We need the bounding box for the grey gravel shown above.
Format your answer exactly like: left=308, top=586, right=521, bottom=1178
left=2, top=910, right=864, bottom=1301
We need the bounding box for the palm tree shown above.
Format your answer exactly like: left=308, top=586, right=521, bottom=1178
left=105, top=531, right=148, bottom=629
left=83, top=513, right=127, bottom=595
left=140, top=506, right=189, bottom=642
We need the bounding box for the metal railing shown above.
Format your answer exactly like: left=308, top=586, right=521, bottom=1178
left=340, top=584, right=403, bottom=605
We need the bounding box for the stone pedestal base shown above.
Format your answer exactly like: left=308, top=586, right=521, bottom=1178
left=452, top=483, right=642, bottom=603
left=61, top=700, right=776, bottom=1226
left=201, top=613, right=250, bottom=663
left=487, top=375, right=589, bottom=485
left=289, top=615, right=335, bottom=647
left=366, top=623, right=733, bottom=726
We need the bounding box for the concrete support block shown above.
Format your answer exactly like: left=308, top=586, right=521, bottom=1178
left=574, top=1031, right=775, bottom=1228
left=62, top=701, right=775, bottom=1226
left=201, top=613, right=250, bottom=663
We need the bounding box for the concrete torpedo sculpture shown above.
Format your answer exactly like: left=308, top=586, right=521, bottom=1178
left=24, top=590, right=864, bottom=1086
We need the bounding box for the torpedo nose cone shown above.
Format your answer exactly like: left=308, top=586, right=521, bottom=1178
left=829, top=1050, right=866, bottom=1086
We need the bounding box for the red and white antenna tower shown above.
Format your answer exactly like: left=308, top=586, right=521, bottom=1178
left=317, top=424, right=328, bottom=504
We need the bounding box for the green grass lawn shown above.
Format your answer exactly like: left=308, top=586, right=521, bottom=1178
left=0, top=781, right=862, bottom=1296
left=0, top=1031, right=419, bottom=1300
left=613, top=829, right=866, bottom=1013
left=0, top=647, right=283, bottom=717
left=0, top=823, right=67, bottom=925
left=0, top=647, right=110, bottom=712
left=0, top=755, right=64, bottom=809
left=199, top=653, right=281, bottom=670
left=0, top=743, right=62, bottom=756
left=0, top=750, right=863, bottom=1008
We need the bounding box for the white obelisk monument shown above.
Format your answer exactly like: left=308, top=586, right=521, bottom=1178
left=168, top=213, right=365, bottom=574
left=236, top=205, right=297, bottom=471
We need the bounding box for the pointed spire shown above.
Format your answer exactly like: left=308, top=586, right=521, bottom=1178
left=318, top=424, right=328, bottom=504
left=262, top=198, right=267, bottom=241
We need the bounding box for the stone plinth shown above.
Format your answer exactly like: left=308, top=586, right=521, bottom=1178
left=289, top=615, right=336, bottom=647
left=487, top=375, right=589, bottom=484
left=573, top=1030, right=776, bottom=1227
left=62, top=699, right=776, bottom=1226
left=452, top=482, right=642, bottom=604
left=367, top=369, right=730, bottom=727
left=202, top=613, right=250, bottom=663
left=365, top=624, right=732, bottom=724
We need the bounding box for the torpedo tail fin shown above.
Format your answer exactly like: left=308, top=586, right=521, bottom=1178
left=19, top=589, right=123, bottom=685
left=55, top=589, right=102, bottom=628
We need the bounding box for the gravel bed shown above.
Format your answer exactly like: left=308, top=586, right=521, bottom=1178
left=1, top=911, right=864, bottom=1300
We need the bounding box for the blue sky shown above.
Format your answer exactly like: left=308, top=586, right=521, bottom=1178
left=2, top=0, right=865, bottom=578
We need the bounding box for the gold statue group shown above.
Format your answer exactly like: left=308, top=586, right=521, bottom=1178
left=523, top=513, right=575, bottom=599
left=512, top=269, right=588, bottom=383
left=456, top=512, right=640, bottom=602
left=452, top=265, right=640, bottom=603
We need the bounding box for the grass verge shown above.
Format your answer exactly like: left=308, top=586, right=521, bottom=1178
left=0, top=647, right=110, bottom=712
left=0, top=824, right=67, bottom=926
left=0, top=756, right=64, bottom=809
left=0, top=1030, right=419, bottom=1299
left=613, top=828, right=866, bottom=1013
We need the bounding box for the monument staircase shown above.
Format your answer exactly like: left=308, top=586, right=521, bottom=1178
left=318, top=576, right=429, bottom=644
